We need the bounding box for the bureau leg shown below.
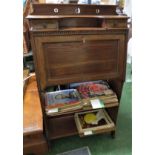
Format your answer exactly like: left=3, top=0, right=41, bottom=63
left=47, top=139, right=52, bottom=151
left=44, top=128, right=52, bottom=151
left=111, top=131, right=116, bottom=139
left=43, top=118, right=52, bottom=151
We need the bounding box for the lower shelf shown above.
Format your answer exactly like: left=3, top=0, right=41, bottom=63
left=47, top=108, right=115, bottom=139
left=48, top=115, right=78, bottom=140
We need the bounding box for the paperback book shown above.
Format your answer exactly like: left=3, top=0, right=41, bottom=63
left=69, top=80, right=118, bottom=107
left=45, top=81, right=118, bottom=115
left=45, top=89, right=83, bottom=114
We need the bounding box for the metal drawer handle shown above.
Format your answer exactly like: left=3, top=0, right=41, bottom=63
left=54, top=8, right=59, bottom=13
left=75, top=8, right=80, bottom=14
left=96, top=9, right=100, bottom=14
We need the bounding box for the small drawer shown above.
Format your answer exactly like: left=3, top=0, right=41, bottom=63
left=102, top=19, right=127, bottom=28
left=30, top=20, right=59, bottom=30
left=74, top=109, right=115, bottom=137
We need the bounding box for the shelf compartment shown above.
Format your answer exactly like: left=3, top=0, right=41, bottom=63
left=46, top=102, right=119, bottom=117
left=48, top=114, right=78, bottom=140
left=74, top=109, right=115, bottom=137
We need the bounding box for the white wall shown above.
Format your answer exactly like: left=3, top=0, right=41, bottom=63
left=123, top=0, right=132, bottom=17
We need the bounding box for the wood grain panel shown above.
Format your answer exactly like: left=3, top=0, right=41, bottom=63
left=23, top=76, right=43, bottom=135
left=23, top=76, right=48, bottom=155
left=43, top=40, right=118, bottom=65
left=32, top=4, right=117, bottom=15
left=48, top=115, right=78, bottom=139
left=34, top=34, right=124, bottom=89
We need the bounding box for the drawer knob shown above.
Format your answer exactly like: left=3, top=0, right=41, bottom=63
left=96, top=9, right=100, bottom=14
left=75, top=8, right=80, bottom=14
left=54, top=8, right=59, bottom=13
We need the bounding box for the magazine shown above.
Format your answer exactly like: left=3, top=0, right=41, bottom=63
left=69, top=80, right=114, bottom=99
left=69, top=80, right=118, bottom=108
left=45, top=89, right=82, bottom=111
left=45, top=81, right=118, bottom=115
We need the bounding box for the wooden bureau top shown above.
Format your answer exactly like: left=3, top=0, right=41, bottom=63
left=27, top=15, right=128, bottom=19
left=31, top=4, right=117, bottom=15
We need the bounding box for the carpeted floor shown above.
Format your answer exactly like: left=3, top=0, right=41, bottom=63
left=46, top=63, right=132, bottom=155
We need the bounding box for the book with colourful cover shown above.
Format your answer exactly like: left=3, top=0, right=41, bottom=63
left=45, top=89, right=82, bottom=110
left=45, top=81, right=118, bottom=114
left=69, top=80, right=118, bottom=108
left=69, top=80, right=114, bottom=99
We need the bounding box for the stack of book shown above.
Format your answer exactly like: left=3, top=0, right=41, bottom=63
left=45, top=89, right=83, bottom=115
left=45, top=80, right=119, bottom=115
left=69, top=80, right=118, bottom=108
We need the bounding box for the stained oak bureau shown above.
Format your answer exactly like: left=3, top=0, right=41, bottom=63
left=27, top=3, right=128, bottom=149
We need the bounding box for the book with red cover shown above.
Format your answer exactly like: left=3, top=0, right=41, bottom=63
left=69, top=80, right=114, bottom=99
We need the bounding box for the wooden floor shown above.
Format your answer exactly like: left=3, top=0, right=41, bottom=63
left=23, top=76, right=48, bottom=155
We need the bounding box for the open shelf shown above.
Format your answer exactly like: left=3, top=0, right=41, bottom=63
left=48, top=115, right=78, bottom=140
left=46, top=102, right=119, bottom=117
